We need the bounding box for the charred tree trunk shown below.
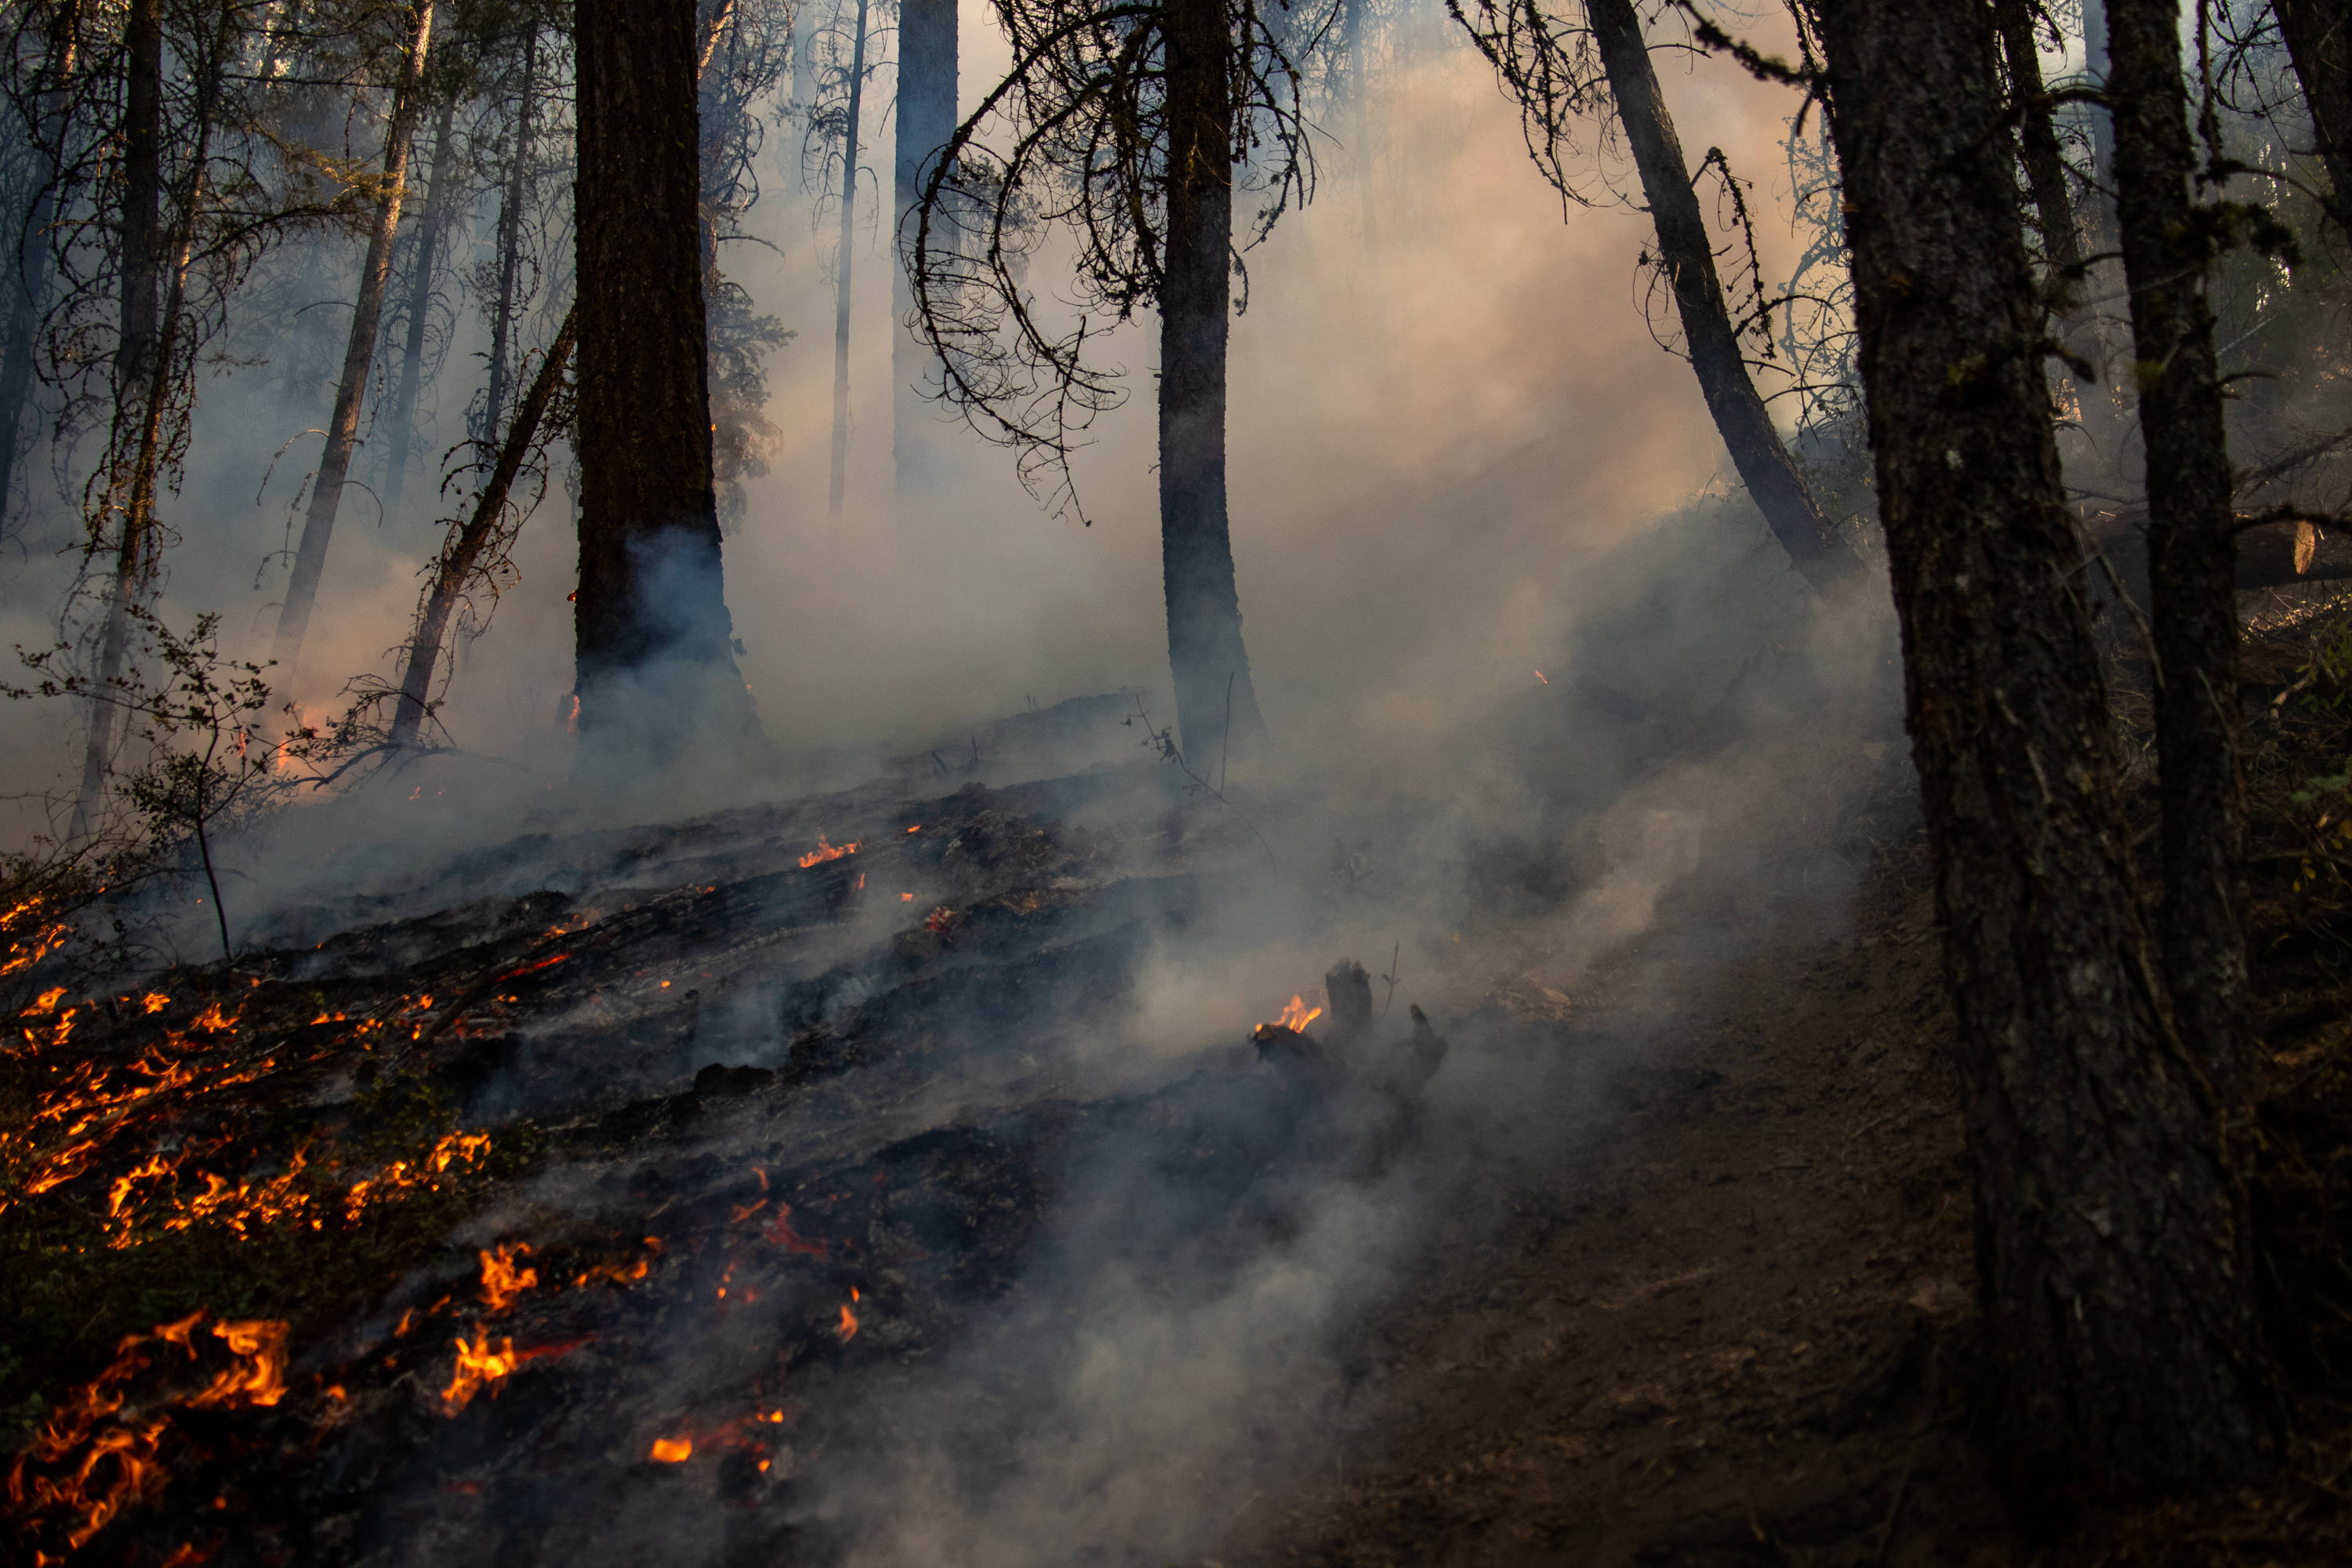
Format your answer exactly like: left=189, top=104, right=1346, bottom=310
left=827, top=0, right=869, bottom=516
left=1160, top=0, right=1269, bottom=768
left=1809, top=0, right=2274, bottom=1504
left=390, top=307, right=576, bottom=746
left=1585, top=0, right=1864, bottom=597
left=892, top=0, right=954, bottom=505
left=271, top=0, right=436, bottom=673
left=0, top=2, right=80, bottom=535
left=484, top=21, right=539, bottom=437
left=573, top=0, right=758, bottom=768
left=381, top=91, right=460, bottom=525
left=2276, top=0, right=2352, bottom=230
left=2107, top=0, right=2250, bottom=1088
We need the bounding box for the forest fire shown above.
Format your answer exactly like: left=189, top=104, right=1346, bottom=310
left=438, top=1328, right=584, bottom=1414
left=4, top=1312, right=288, bottom=1559
left=478, top=1241, right=539, bottom=1311
left=1266, top=995, right=1323, bottom=1033
left=797, top=834, right=859, bottom=869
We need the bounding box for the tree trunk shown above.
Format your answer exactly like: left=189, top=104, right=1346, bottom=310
left=573, top=0, right=759, bottom=768
left=2078, top=0, right=2122, bottom=250
left=892, top=0, right=955, bottom=506
left=2107, top=0, right=2251, bottom=1089
left=69, top=0, right=162, bottom=839
left=271, top=0, right=436, bottom=673
left=827, top=0, right=869, bottom=516
left=391, top=307, right=576, bottom=745
left=1585, top=0, right=1865, bottom=597
left=1342, top=0, right=1375, bottom=252
left=1994, top=0, right=2084, bottom=281
left=73, top=0, right=229, bottom=840
left=381, top=91, right=460, bottom=525
left=1159, top=0, right=1269, bottom=769
left=484, top=21, right=539, bottom=437
left=1809, top=0, right=2274, bottom=1504
left=0, top=2, right=80, bottom=534
left=2276, top=0, right=2352, bottom=230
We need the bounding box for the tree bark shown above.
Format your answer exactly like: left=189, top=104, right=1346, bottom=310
left=483, top=20, right=539, bottom=437
left=1586, top=0, right=1864, bottom=597
left=271, top=0, right=436, bottom=673
left=1994, top=0, right=2084, bottom=281
left=1160, top=0, right=1269, bottom=768
left=0, top=1, right=80, bottom=535
left=1809, top=0, right=2274, bottom=1504
left=2107, top=0, right=2252, bottom=1090
left=2275, top=0, right=2352, bottom=230
left=827, top=0, right=869, bottom=516
left=390, top=307, right=576, bottom=746
left=573, top=0, right=758, bottom=768
left=381, top=91, right=460, bottom=526
left=892, top=0, right=955, bottom=506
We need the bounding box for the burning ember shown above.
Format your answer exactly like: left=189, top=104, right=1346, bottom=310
left=648, top=1436, right=692, bottom=1464
left=837, top=1287, right=861, bottom=1342
left=4, top=1311, right=288, bottom=1557
left=1267, top=994, right=1323, bottom=1033
left=797, top=834, right=859, bottom=869
left=478, top=1241, right=538, bottom=1312
left=438, top=1328, right=582, bottom=1414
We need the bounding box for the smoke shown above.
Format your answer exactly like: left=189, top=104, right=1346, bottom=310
left=5, top=15, right=1913, bottom=1563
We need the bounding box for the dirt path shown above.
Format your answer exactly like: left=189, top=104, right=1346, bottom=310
left=1250, top=845, right=2025, bottom=1566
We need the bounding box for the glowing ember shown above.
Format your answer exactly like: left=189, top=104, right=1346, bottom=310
left=837, top=1287, right=861, bottom=1342
left=478, top=1242, right=538, bottom=1312
left=763, top=1203, right=827, bottom=1257
left=1267, top=995, right=1323, bottom=1033
left=437, top=1328, right=582, bottom=1414
left=3, top=1310, right=288, bottom=1555
left=797, top=834, right=859, bottom=869
left=649, top=1436, right=693, bottom=1463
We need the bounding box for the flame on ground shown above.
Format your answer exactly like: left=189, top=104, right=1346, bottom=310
left=438, top=1328, right=583, bottom=1414
left=1268, top=995, right=1323, bottom=1033
left=2, top=1310, right=287, bottom=1555
left=797, top=834, right=859, bottom=869
left=478, top=1242, right=538, bottom=1312
left=837, top=1287, right=860, bottom=1343
left=648, top=1436, right=692, bottom=1463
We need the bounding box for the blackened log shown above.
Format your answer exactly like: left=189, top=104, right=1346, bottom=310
left=1323, top=959, right=1374, bottom=1047
left=1809, top=0, right=2274, bottom=1501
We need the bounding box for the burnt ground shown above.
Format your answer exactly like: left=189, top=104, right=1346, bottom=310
left=12, top=637, right=2352, bottom=1566
left=1246, top=837, right=2013, bottom=1567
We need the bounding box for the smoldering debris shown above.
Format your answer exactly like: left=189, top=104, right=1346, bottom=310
left=2, top=742, right=1606, bottom=1566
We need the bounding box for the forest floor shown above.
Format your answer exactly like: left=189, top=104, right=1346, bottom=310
left=10, top=610, right=2352, bottom=1566
left=1245, top=603, right=2352, bottom=1568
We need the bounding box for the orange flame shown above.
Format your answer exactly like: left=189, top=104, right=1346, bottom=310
left=797, top=834, right=859, bottom=869
left=1267, top=995, right=1323, bottom=1033
left=3, top=1310, right=287, bottom=1555
left=478, top=1242, right=538, bottom=1312
left=649, top=1436, right=692, bottom=1463
left=836, top=1287, right=860, bottom=1342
